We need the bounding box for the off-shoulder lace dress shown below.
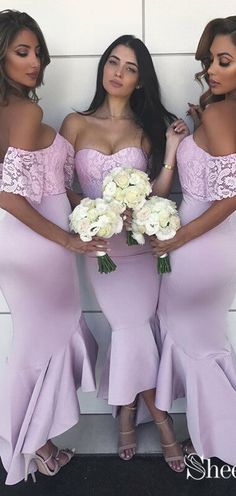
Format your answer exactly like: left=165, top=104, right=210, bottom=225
left=156, top=134, right=236, bottom=465
left=0, top=134, right=97, bottom=485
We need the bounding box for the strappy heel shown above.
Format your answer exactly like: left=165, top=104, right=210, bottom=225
left=24, top=451, right=60, bottom=482
left=155, top=414, right=185, bottom=473
left=181, top=438, right=196, bottom=456
left=54, top=447, right=76, bottom=467
left=118, top=404, right=137, bottom=461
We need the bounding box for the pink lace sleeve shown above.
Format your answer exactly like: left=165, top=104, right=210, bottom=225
left=0, top=147, right=44, bottom=203
left=64, top=141, right=75, bottom=189
left=207, top=154, right=236, bottom=200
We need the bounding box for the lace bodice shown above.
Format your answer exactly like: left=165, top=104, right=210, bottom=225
left=75, top=147, right=148, bottom=198
left=177, top=135, right=236, bottom=201
left=0, top=134, right=74, bottom=204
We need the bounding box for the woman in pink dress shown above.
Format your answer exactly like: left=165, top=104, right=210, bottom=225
left=0, top=10, right=106, bottom=485
left=61, top=35, right=188, bottom=471
left=152, top=16, right=236, bottom=466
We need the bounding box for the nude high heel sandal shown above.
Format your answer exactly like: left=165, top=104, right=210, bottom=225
left=24, top=451, right=60, bottom=482
left=155, top=414, right=185, bottom=473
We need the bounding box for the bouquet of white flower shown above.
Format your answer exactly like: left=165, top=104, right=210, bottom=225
left=69, top=197, right=125, bottom=273
left=131, top=196, right=181, bottom=273
left=102, top=167, right=152, bottom=245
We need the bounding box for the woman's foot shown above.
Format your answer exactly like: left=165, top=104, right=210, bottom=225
left=36, top=441, right=58, bottom=472
left=155, top=414, right=185, bottom=472
left=118, top=403, right=137, bottom=461
left=37, top=441, right=75, bottom=470
left=48, top=441, right=75, bottom=468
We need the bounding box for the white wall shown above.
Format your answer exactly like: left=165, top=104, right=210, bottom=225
left=0, top=0, right=235, bottom=414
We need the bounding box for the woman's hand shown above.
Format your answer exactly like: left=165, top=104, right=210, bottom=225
left=166, top=119, right=189, bottom=148
left=122, top=208, right=133, bottom=231
left=187, top=103, right=203, bottom=130
left=149, top=227, right=189, bottom=256
left=65, top=234, right=108, bottom=254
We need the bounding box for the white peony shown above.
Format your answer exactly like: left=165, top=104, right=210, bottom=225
left=131, top=195, right=180, bottom=243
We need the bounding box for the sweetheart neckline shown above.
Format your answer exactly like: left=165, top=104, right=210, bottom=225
left=75, top=146, right=148, bottom=158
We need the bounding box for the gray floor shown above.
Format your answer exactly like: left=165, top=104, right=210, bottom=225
left=53, top=413, right=189, bottom=454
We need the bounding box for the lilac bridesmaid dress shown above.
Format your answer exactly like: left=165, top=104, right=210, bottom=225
left=155, top=135, right=236, bottom=465
left=75, top=147, right=160, bottom=418
left=0, top=134, right=97, bottom=485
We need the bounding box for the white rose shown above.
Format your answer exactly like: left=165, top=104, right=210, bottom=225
left=81, top=197, right=94, bottom=208
left=70, top=205, right=89, bottom=221
left=148, top=212, right=161, bottom=226
left=95, top=199, right=108, bottom=215
left=135, top=205, right=151, bottom=223
left=103, top=181, right=117, bottom=198
left=114, top=187, right=125, bottom=203
left=158, top=211, right=171, bottom=228
left=97, top=214, right=110, bottom=228
left=169, top=215, right=181, bottom=231
left=80, top=232, right=93, bottom=242
left=156, top=226, right=176, bottom=240
left=114, top=216, right=123, bottom=234
left=145, top=223, right=158, bottom=236
left=97, top=224, right=113, bottom=237
left=114, top=171, right=130, bottom=189
left=124, top=186, right=143, bottom=208
left=129, top=172, right=142, bottom=186
left=87, top=208, right=98, bottom=222
left=110, top=200, right=126, bottom=215
left=72, top=218, right=92, bottom=238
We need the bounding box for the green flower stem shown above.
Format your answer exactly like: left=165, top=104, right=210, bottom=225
left=157, top=254, right=171, bottom=273
left=97, top=254, right=117, bottom=274
left=127, top=230, right=138, bottom=246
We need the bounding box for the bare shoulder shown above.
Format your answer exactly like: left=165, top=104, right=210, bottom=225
left=9, top=100, right=43, bottom=150
left=202, top=100, right=235, bottom=122
left=202, top=101, right=236, bottom=155
left=60, top=112, right=86, bottom=147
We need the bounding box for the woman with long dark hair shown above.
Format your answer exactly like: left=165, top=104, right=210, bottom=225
left=0, top=9, right=105, bottom=485
left=152, top=16, right=236, bottom=465
left=61, top=35, right=188, bottom=471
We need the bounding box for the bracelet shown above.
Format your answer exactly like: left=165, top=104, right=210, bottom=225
left=163, top=163, right=175, bottom=170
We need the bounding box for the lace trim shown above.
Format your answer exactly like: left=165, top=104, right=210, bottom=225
left=207, top=156, right=236, bottom=200
left=0, top=147, right=44, bottom=203
left=179, top=153, right=236, bottom=201
left=64, top=142, right=75, bottom=189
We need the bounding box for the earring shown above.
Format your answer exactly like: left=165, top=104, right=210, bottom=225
left=136, top=84, right=142, bottom=89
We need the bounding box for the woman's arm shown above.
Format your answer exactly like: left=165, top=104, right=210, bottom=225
left=152, top=119, right=189, bottom=197
left=66, top=189, right=83, bottom=208
left=0, top=191, right=105, bottom=253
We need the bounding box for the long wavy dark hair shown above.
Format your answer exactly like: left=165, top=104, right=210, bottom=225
left=0, top=9, right=50, bottom=104
left=195, top=16, right=236, bottom=109
left=82, top=35, right=176, bottom=180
